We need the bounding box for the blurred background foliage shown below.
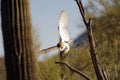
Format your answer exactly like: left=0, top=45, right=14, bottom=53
left=0, top=0, right=120, bottom=80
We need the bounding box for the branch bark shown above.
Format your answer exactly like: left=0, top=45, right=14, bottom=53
left=75, top=0, right=106, bottom=80
left=55, top=61, right=90, bottom=80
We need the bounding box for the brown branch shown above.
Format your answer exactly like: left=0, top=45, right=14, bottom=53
left=78, top=0, right=85, bottom=15
left=59, top=52, right=66, bottom=80
left=75, top=0, right=87, bottom=25
left=55, top=61, right=90, bottom=80
left=36, top=46, right=58, bottom=55
left=75, top=0, right=106, bottom=80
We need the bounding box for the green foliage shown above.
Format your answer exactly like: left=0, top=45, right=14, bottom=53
left=37, top=2, right=120, bottom=80
left=0, top=58, right=6, bottom=80
left=37, top=46, right=97, bottom=80
left=92, top=2, right=120, bottom=79
left=37, top=56, right=61, bottom=80
left=33, top=29, right=41, bottom=50
left=0, top=1, right=120, bottom=80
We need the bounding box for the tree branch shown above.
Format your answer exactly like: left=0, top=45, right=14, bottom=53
left=75, top=0, right=87, bottom=25
left=75, top=0, right=106, bottom=80
left=55, top=61, right=90, bottom=80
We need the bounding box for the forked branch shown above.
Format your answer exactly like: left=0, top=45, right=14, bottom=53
left=55, top=61, right=90, bottom=80
left=75, top=0, right=106, bottom=80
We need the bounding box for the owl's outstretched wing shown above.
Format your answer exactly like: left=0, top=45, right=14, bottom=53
left=58, top=11, right=71, bottom=43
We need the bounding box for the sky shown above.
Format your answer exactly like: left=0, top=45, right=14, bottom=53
left=30, top=0, right=86, bottom=49
left=0, top=0, right=88, bottom=57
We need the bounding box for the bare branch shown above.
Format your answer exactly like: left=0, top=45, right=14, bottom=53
left=75, top=0, right=106, bottom=80
left=78, top=0, right=85, bottom=15
left=55, top=61, right=90, bottom=80
left=36, top=46, right=58, bottom=55
left=75, top=0, right=87, bottom=25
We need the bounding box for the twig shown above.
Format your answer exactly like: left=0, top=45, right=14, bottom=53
left=36, top=46, right=58, bottom=54
left=55, top=61, right=90, bottom=80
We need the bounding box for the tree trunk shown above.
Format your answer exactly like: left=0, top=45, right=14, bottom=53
left=1, top=0, right=38, bottom=80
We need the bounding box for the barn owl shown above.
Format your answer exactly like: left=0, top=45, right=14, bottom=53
left=57, top=11, right=71, bottom=55
left=38, top=11, right=71, bottom=56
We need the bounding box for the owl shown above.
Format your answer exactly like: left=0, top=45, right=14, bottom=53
left=57, top=11, right=71, bottom=58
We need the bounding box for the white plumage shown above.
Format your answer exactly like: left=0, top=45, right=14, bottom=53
left=58, top=11, right=71, bottom=43
left=57, top=11, right=71, bottom=54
